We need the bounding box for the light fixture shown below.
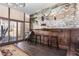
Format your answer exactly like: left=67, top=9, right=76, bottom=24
left=64, top=4, right=70, bottom=11
left=53, top=15, right=56, bottom=20
left=41, top=16, right=44, bottom=21
left=15, top=3, right=25, bottom=7
left=7, top=3, right=25, bottom=8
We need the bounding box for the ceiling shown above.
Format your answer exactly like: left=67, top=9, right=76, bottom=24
left=22, top=3, right=57, bottom=15
left=1, top=3, right=59, bottom=15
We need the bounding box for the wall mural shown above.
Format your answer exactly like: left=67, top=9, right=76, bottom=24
left=31, top=3, right=79, bottom=29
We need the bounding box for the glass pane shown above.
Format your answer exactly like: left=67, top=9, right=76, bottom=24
left=25, top=14, right=30, bottom=22
left=25, top=23, right=29, bottom=39
left=10, top=8, right=24, bottom=21
left=0, top=5, right=8, bottom=18
left=10, top=21, right=16, bottom=41
left=18, top=22, right=23, bottom=40
left=25, top=23, right=29, bottom=32
left=0, top=19, right=9, bottom=43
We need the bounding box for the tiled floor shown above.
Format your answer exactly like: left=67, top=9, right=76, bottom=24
left=16, top=41, right=67, bottom=56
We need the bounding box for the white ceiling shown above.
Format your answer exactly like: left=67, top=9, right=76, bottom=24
left=1, top=3, right=58, bottom=15
left=23, top=3, right=57, bottom=15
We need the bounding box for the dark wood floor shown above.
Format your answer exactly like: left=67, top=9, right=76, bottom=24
left=15, top=41, right=67, bottom=56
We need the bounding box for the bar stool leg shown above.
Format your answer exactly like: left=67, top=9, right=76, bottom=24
left=43, top=35, right=44, bottom=45
left=48, top=38, right=49, bottom=47
left=40, top=35, right=41, bottom=44
left=56, top=38, right=59, bottom=49
left=33, top=35, right=37, bottom=45
left=36, top=35, right=37, bottom=44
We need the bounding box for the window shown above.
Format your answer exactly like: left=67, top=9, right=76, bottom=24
left=0, top=19, right=9, bottom=43
left=10, top=21, right=17, bottom=41
left=18, top=22, right=23, bottom=40
left=10, top=8, right=24, bottom=21
left=0, top=5, right=8, bottom=18
left=25, top=23, right=29, bottom=32
left=25, top=14, right=30, bottom=22
left=0, top=4, right=30, bottom=43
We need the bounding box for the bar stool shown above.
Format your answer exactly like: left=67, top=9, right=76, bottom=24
left=48, top=36, right=59, bottom=49
left=41, top=34, right=44, bottom=45
left=43, top=35, right=49, bottom=45
left=48, top=36, right=52, bottom=48
left=28, top=33, right=37, bottom=45
left=36, top=34, right=41, bottom=44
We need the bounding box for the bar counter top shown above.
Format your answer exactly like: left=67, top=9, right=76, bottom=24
left=33, top=28, right=79, bottom=30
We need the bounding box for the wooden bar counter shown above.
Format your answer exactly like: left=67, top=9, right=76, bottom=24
left=32, top=28, right=79, bottom=50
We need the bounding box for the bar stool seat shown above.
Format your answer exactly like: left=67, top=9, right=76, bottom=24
left=48, top=36, right=59, bottom=49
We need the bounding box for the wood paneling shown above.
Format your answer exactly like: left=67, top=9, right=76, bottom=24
left=33, top=29, right=70, bottom=49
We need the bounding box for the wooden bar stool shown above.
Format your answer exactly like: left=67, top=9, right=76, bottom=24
left=41, top=35, right=45, bottom=45
left=48, top=36, right=59, bottom=49
left=33, top=34, right=37, bottom=44
left=36, top=34, right=41, bottom=44
left=32, top=34, right=37, bottom=44
left=48, top=36, right=52, bottom=47
left=43, top=35, right=49, bottom=45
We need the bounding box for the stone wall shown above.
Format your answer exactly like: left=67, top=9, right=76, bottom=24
left=31, top=3, right=79, bottom=49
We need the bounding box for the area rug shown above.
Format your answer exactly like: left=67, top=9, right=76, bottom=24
left=0, top=44, right=28, bottom=56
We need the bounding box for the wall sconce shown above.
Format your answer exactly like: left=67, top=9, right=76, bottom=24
left=41, top=16, right=44, bottom=21
left=54, top=15, right=56, bottom=20
left=41, top=23, right=46, bottom=26
left=64, top=4, right=70, bottom=12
